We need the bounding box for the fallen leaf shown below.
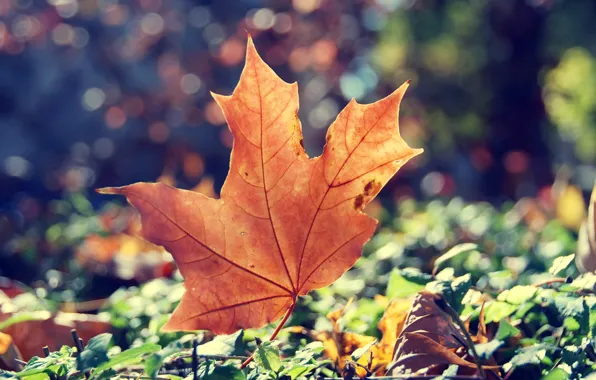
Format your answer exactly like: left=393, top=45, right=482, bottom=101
left=389, top=291, right=500, bottom=377
left=313, top=302, right=376, bottom=378
left=364, top=297, right=412, bottom=374
left=577, top=182, right=596, bottom=272
left=290, top=297, right=411, bottom=378
left=99, top=37, right=421, bottom=334
left=0, top=311, right=111, bottom=360
left=0, top=332, right=23, bottom=371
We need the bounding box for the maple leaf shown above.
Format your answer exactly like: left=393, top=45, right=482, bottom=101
left=99, top=37, right=422, bottom=335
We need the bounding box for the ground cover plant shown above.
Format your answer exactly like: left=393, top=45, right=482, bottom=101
left=2, top=39, right=596, bottom=380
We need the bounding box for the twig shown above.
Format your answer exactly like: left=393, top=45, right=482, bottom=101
left=70, top=329, right=85, bottom=357
left=42, top=346, right=50, bottom=357
left=532, top=278, right=568, bottom=288
left=192, top=337, right=198, bottom=380
left=434, top=297, right=488, bottom=380
left=71, top=329, right=90, bottom=379
left=240, top=298, right=297, bottom=369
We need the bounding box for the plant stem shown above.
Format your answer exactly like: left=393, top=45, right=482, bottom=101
left=240, top=300, right=297, bottom=369
left=435, top=297, right=488, bottom=380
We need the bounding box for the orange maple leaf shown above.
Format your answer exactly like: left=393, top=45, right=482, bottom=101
left=99, top=37, right=422, bottom=335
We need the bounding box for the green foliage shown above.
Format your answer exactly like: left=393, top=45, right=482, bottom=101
left=3, top=197, right=596, bottom=379
left=386, top=268, right=431, bottom=299
left=77, top=333, right=111, bottom=372
left=196, top=330, right=245, bottom=357
left=16, top=346, right=75, bottom=379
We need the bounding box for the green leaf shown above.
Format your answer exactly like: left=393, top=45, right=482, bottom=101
left=571, top=273, right=596, bottom=291
left=254, top=342, right=282, bottom=373
left=484, top=301, right=518, bottom=324
left=196, top=330, right=244, bottom=356
left=497, top=286, right=537, bottom=304
left=351, top=340, right=376, bottom=361
left=450, top=273, right=472, bottom=307
left=426, top=274, right=472, bottom=312
left=504, top=344, right=559, bottom=372
left=554, top=296, right=588, bottom=333
left=475, top=340, right=503, bottom=360
left=541, top=367, right=570, bottom=380
left=281, top=364, right=317, bottom=380
left=92, top=343, right=161, bottom=378
left=292, top=341, right=324, bottom=363
left=496, top=320, right=520, bottom=340
left=433, top=243, right=478, bottom=274
left=77, top=333, right=112, bottom=372
left=16, top=347, right=74, bottom=377
left=145, top=340, right=184, bottom=379
left=386, top=268, right=431, bottom=299
left=196, top=361, right=246, bottom=380
left=549, top=254, right=575, bottom=276
left=433, top=364, right=459, bottom=380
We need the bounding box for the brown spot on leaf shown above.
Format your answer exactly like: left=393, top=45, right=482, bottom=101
left=354, top=195, right=364, bottom=210
left=364, top=180, right=381, bottom=196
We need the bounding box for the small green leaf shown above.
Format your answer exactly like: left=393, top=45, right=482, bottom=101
left=196, top=361, right=245, bottom=380
left=16, top=347, right=74, bottom=377
left=496, top=320, right=520, bottom=340
left=484, top=301, right=518, bottom=324
left=475, top=340, right=503, bottom=360
left=293, top=341, right=324, bottom=363
left=433, top=364, right=459, bottom=380
left=549, top=254, right=575, bottom=276
left=433, top=243, right=478, bottom=274
left=92, top=343, right=161, bottom=377
left=504, top=344, right=559, bottom=371
left=541, top=367, right=570, bottom=380
left=497, top=286, right=537, bottom=305
left=196, top=330, right=244, bottom=356
left=254, top=341, right=282, bottom=373
left=387, top=268, right=431, bottom=299
left=555, top=296, right=588, bottom=333
left=351, top=340, right=376, bottom=361
left=77, top=333, right=112, bottom=372
left=145, top=340, right=184, bottom=379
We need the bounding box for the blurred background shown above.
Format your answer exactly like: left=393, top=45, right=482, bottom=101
left=1, top=0, right=595, bottom=294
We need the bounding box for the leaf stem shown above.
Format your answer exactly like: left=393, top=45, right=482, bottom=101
left=240, top=299, right=297, bottom=369
left=434, top=297, right=487, bottom=380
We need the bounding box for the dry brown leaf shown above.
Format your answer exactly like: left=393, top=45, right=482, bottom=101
left=0, top=332, right=23, bottom=371
left=373, top=297, right=412, bottom=370
left=291, top=297, right=411, bottom=378
left=0, top=312, right=111, bottom=361
left=389, top=291, right=500, bottom=378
